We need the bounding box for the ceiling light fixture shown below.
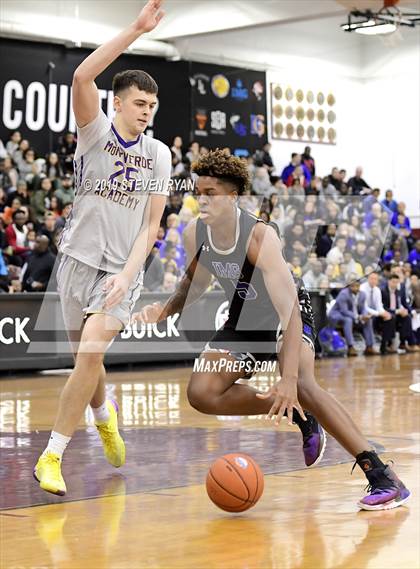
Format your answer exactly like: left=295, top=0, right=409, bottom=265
left=341, top=3, right=420, bottom=35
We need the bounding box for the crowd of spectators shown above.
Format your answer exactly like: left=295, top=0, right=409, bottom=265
left=1, top=130, right=419, bottom=354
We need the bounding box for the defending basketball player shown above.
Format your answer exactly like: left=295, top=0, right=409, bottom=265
left=134, top=150, right=410, bottom=511
left=34, top=0, right=170, bottom=496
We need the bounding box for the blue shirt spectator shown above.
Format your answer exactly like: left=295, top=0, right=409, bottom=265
left=281, top=153, right=311, bottom=187
left=381, top=190, right=398, bottom=214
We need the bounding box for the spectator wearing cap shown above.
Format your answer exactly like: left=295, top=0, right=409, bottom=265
left=21, top=235, right=56, bottom=292
left=348, top=167, right=371, bottom=195
left=54, top=174, right=75, bottom=206
left=381, top=190, right=398, bottom=214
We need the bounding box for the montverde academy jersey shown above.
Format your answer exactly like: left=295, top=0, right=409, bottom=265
left=59, top=109, right=171, bottom=273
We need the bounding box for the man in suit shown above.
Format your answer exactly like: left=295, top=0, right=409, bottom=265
left=328, top=279, right=376, bottom=356
left=360, top=272, right=393, bottom=355
left=381, top=274, right=417, bottom=353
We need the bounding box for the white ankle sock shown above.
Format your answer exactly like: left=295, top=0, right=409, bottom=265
left=43, top=431, right=71, bottom=458
left=91, top=400, right=110, bottom=424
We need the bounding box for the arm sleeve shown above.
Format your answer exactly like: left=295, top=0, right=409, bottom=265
left=74, top=108, right=111, bottom=159
left=150, top=142, right=172, bottom=196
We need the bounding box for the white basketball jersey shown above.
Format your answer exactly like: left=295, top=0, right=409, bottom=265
left=59, top=109, right=171, bottom=273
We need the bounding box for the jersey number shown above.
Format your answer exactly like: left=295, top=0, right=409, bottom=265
left=109, top=160, right=138, bottom=192
left=231, top=280, right=258, bottom=301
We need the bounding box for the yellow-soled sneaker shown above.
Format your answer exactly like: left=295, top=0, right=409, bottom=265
left=96, top=400, right=125, bottom=468
left=33, top=452, right=67, bottom=496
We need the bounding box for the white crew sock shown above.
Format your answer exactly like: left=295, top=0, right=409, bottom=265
left=43, top=431, right=71, bottom=458
left=91, top=400, right=110, bottom=424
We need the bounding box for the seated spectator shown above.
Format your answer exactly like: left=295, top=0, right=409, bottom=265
left=57, top=132, right=77, bottom=173
left=0, top=187, right=7, bottom=214
left=353, top=240, right=367, bottom=266
left=171, top=136, right=183, bottom=162
left=186, top=141, right=200, bottom=164
left=303, top=259, right=326, bottom=290
left=326, top=235, right=347, bottom=265
left=49, top=196, right=63, bottom=218
left=261, top=142, right=275, bottom=173
left=157, top=271, right=178, bottom=293
left=0, top=157, right=18, bottom=192
left=54, top=174, right=75, bottom=206
left=289, top=256, right=302, bottom=278
left=364, top=202, right=382, bottom=229
left=320, top=175, right=338, bottom=198
left=56, top=203, right=73, bottom=230
left=348, top=167, right=371, bottom=195
left=381, top=273, right=417, bottom=353
left=342, top=250, right=363, bottom=279
left=43, top=152, right=64, bottom=183
left=316, top=224, right=336, bottom=258
left=5, top=180, right=30, bottom=207
left=0, top=250, right=9, bottom=292
left=12, top=139, right=30, bottom=169
left=360, top=272, right=393, bottom=354
left=328, top=280, right=376, bottom=356
left=381, top=189, right=398, bottom=214
left=328, top=167, right=342, bottom=192
left=31, top=177, right=53, bottom=223
left=301, top=146, right=315, bottom=177
left=40, top=212, right=59, bottom=253
left=5, top=131, right=21, bottom=157
left=143, top=245, right=165, bottom=291
left=5, top=209, right=30, bottom=266
left=199, top=146, right=209, bottom=156
left=391, top=202, right=410, bottom=229
left=21, top=235, right=56, bottom=292
left=281, top=153, right=311, bottom=187
left=1, top=197, right=23, bottom=226
left=383, top=237, right=408, bottom=264
left=162, top=193, right=183, bottom=227
left=407, top=240, right=420, bottom=267
left=252, top=165, right=271, bottom=195
left=161, top=243, right=182, bottom=276
left=18, top=148, right=37, bottom=183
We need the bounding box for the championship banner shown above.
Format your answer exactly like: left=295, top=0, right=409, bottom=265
left=189, top=62, right=267, bottom=156
left=0, top=38, right=190, bottom=154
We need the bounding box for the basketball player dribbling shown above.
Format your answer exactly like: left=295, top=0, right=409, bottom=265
left=34, top=0, right=170, bottom=495
left=135, top=150, right=410, bottom=511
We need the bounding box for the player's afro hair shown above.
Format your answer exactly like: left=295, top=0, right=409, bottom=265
left=191, top=149, right=250, bottom=195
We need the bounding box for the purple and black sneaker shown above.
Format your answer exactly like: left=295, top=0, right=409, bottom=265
left=300, top=412, right=327, bottom=468
left=356, top=452, right=410, bottom=510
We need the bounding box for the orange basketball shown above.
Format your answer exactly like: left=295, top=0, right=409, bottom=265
left=206, top=453, right=264, bottom=512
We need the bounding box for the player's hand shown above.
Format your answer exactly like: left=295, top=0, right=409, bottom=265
left=131, top=302, right=165, bottom=325
left=103, top=273, right=130, bottom=310
left=256, top=378, right=306, bottom=426
left=135, top=0, right=165, bottom=33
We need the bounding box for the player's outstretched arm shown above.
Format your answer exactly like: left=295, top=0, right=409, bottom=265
left=132, top=219, right=212, bottom=323
left=72, top=0, right=165, bottom=127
